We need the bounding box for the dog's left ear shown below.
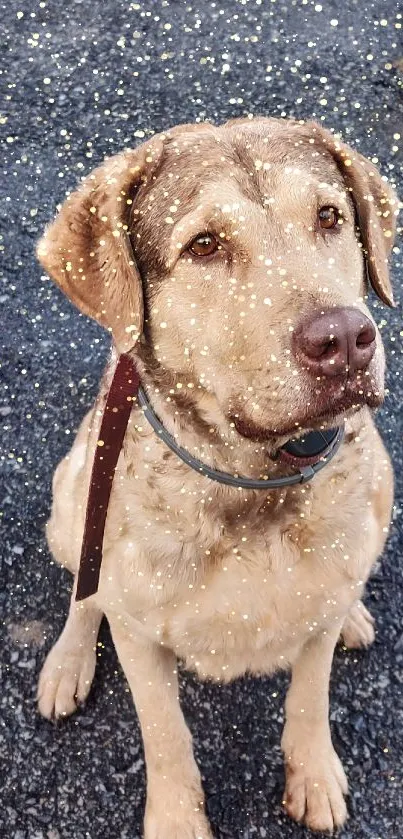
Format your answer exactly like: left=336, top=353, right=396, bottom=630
left=37, top=138, right=164, bottom=352
left=305, top=123, right=400, bottom=307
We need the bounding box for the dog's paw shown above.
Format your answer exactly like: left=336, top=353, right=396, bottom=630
left=341, top=601, right=375, bottom=649
left=144, top=814, right=214, bottom=839
left=283, top=746, right=348, bottom=832
left=37, top=639, right=96, bottom=720
left=144, top=798, right=214, bottom=839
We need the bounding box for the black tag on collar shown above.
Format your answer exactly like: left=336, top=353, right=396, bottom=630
left=281, top=427, right=340, bottom=459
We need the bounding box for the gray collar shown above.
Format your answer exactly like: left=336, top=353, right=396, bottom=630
left=137, top=384, right=345, bottom=490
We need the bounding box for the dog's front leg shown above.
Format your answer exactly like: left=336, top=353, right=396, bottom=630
left=108, top=614, right=213, bottom=839
left=281, top=623, right=348, bottom=832
left=38, top=578, right=102, bottom=719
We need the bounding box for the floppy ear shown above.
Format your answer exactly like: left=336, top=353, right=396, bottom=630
left=305, top=122, right=400, bottom=307
left=37, top=138, right=164, bottom=352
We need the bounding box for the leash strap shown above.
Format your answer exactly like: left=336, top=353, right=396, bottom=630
left=75, top=353, right=139, bottom=601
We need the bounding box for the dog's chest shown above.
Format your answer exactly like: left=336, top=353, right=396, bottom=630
left=104, top=437, right=376, bottom=682
left=113, top=506, right=361, bottom=682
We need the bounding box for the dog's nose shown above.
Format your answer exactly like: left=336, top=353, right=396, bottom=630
left=293, top=307, right=376, bottom=377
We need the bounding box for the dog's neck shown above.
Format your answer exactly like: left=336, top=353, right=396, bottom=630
left=128, top=343, right=300, bottom=487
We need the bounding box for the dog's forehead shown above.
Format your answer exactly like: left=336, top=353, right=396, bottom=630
left=152, top=122, right=345, bottom=205
left=131, top=121, right=349, bottom=265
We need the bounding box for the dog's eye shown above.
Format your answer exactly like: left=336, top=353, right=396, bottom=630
left=318, top=206, right=342, bottom=230
left=188, top=233, right=220, bottom=257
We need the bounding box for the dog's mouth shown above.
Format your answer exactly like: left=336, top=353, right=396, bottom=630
left=229, top=377, right=384, bottom=453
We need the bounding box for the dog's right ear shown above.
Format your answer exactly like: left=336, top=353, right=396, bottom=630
left=37, top=138, right=164, bottom=353
left=301, top=122, right=399, bottom=308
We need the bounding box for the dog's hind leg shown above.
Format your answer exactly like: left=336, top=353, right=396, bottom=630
left=340, top=600, right=375, bottom=649
left=37, top=577, right=102, bottom=720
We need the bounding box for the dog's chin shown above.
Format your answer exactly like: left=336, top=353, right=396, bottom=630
left=229, top=380, right=384, bottom=447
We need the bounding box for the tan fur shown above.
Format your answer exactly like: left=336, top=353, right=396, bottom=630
left=37, top=118, right=398, bottom=837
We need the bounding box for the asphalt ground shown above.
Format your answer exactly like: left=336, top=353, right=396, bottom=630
left=1, top=1, right=402, bottom=837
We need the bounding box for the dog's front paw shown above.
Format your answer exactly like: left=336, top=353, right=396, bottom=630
left=144, top=795, right=214, bottom=839
left=341, top=601, right=375, bottom=649
left=283, top=744, right=348, bottom=832
left=37, top=639, right=96, bottom=720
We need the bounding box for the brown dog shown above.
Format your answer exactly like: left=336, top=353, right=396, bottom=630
left=36, top=117, right=398, bottom=836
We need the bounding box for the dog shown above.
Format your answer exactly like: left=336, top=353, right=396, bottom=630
left=36, top=117, right=398, bottom=837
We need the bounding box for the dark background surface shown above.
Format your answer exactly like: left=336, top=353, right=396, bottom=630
left=1, top=1, right=402, bottom=837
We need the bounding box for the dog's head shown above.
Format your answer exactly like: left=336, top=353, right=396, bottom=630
left=37, top=118, right=399, bottom=446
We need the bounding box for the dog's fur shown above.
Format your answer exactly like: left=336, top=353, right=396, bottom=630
left=36, top=118, right=398, bottom=836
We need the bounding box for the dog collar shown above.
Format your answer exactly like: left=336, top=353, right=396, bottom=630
left=137, top=383, right=344, bottom=488
left=76, top=353, right=344, bottom=601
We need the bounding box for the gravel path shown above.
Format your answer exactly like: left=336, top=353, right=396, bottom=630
left=1, top=1, right=402, bottom=837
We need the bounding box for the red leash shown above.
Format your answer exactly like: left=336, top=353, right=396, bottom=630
left=75, top=353, right=140, bottom=601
